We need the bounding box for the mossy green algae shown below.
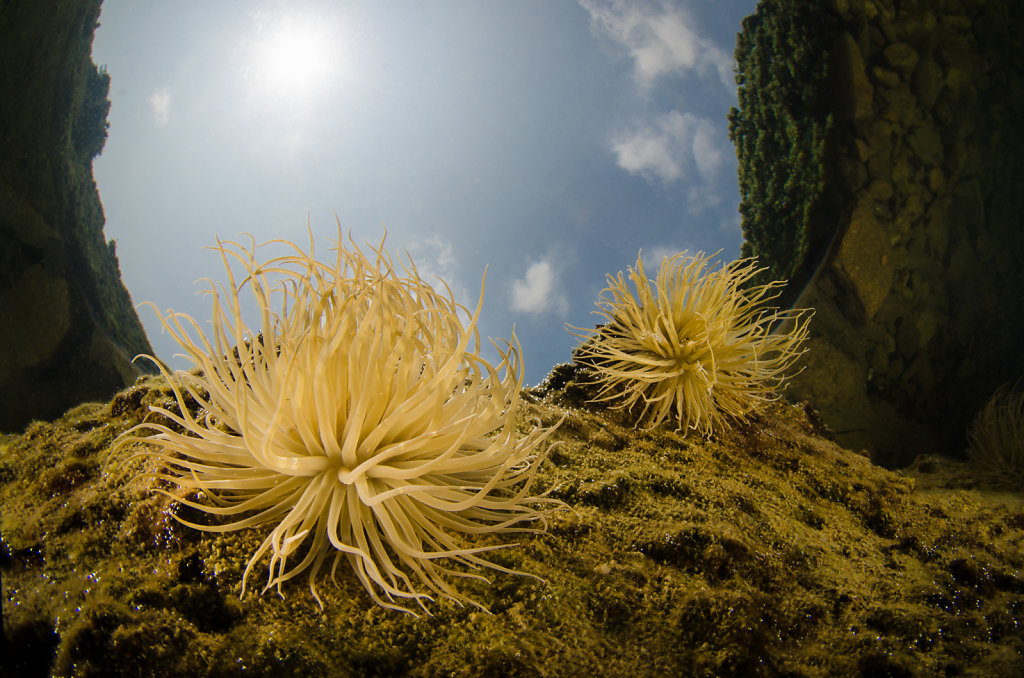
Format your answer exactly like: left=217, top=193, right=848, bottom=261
left=3, top=373, right=1024, bottom=676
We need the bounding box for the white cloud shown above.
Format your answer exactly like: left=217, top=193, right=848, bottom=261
left=406, top=235, right=472, bottom=311
left=645, top=244, right=692, bottom=267
left=149, top=87, right=171, bottom=127
left=613, top=124, right=683, bottom=182
left=510, top=259, right=569, bottom=316
left=719, top=212, right=742, bottom=234
left=579, top=0, right=733, bottom=89
left=409, top=235, right=457, bottom=279
left=612, top=110, right=726, bottom=188
left=692, top=120, right=726, bottom=179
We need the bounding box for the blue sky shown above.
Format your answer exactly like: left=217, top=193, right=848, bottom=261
left=92, top=0, right=758, bottom=386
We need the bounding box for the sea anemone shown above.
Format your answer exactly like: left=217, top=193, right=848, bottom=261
left=967, top=384, right=1024, bottom=490
left=115, top=230, right=561, bottom=614
left=571, top=251, right=811, bottom=435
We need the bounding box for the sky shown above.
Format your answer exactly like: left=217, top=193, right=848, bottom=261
left=92, top=0, right=760, bottom=386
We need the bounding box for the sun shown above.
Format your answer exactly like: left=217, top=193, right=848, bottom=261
left=239, top=6, right=352, bottom=110
left=256, top=18, right=333, bottom=98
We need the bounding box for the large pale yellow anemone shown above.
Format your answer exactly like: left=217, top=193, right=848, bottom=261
left=115, top=230, right=561, bottom=614
left=572, top=251, right=811, bottom=436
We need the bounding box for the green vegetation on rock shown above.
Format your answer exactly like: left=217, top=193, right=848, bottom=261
left=728, top=0, right=839, bottom=295
left=72, top=63, right=110, bottom=163
left=0, top=0, right=155, bottom=432
left=737, top=0, right=1024, bottom=463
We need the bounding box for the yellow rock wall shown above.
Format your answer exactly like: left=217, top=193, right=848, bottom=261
left=786, top=0, right=1024, bottom=464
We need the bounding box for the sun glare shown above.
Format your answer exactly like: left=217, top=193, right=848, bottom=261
left=259, top=20, right=331, bottom=96
left=240, top=7, right=351, bottom=111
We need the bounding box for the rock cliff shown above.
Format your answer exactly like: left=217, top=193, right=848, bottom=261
left=0, top=0, right=155, bottom=433
left=732, top=0, right=1024, bottom=465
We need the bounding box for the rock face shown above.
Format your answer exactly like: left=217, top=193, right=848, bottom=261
left=0, top=0, right=154, bottom=433
left=736, top=0, right=1024, bottom=465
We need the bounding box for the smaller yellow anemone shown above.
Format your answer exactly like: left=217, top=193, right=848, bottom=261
left=572, top=251, right=811, bottom=435
left=115, top=230, right=561, bottom=614
left=968, top=385, right=1024, bottom=490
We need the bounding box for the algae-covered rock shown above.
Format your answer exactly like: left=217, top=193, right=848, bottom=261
left=735, top=0, right=1024, bottom=465
left=0, top=0, right=155, bottom=433
left=830, top=32, right=874, bottom=120
left=882, top=42, right=919, bottom=77
left=3, top=376, right=1024, bottom=676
